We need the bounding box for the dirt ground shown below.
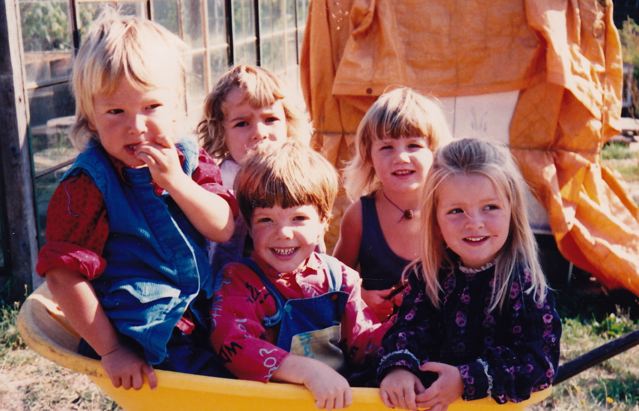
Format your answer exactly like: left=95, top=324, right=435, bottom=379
left=0, top=349, right=115, bottom=411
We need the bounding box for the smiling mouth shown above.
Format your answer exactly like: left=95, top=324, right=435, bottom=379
left=271, top=247, right=297, bottom=256
left=463, top=236, right=489, bottom=243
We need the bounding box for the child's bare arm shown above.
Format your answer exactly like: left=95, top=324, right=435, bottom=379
left=332, top=200, right=362, bottom=269
left=135, top=136, right=234, bottom=242
left=273, top=354, right=352, bottom=410
left=46, top=268, right=157, bottom=390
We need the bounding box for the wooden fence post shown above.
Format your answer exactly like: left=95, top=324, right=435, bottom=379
left=0, top=0, right=39, bottom=302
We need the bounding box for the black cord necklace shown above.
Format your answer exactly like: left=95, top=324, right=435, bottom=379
left=382, top=191, right=415, bottom=221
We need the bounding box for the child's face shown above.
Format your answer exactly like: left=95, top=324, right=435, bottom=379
left=250, top=204, right=326, bottom=273
left=222, top=87, right=287, bottom=164
left=91, top=79, right=180, bottom=168
left=370, top=136, right=433, bottom=193
left=436, top=173, right=511, bottom=269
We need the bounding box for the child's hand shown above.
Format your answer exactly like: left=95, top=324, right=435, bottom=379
left=101, top=344, right=158, bottom=390
left=135, top=134, right=186, bottom=191
left=303, top=363, right=352, bottom=410
left=414, top=362, right=463, bottom=411
left=379, top=368, right=426, bottom=410
left=362, top=288, right=395, bottom=319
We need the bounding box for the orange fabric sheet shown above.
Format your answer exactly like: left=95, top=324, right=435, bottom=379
left=301, top=0, right=639, bottom=295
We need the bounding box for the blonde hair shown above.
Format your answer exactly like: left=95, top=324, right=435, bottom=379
left=70, top=8, right=187, bottom=150
left=235, top=140, right=338, bottom=225
left=410, top=138, right=547, bottom=312
left=343, top=87, right=452, bottom=200
left=196, top=64, right=309, bottom=160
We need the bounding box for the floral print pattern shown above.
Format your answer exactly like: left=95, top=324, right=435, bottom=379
left=378, top=264, right=561, bottom=403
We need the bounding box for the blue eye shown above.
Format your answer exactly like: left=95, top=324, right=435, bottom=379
left=447, top=208, right=463, bottom=215
left=107, top=109, right=123, bottom=115
left=234, top=121, right=249, bottom=128
left=484, top=204, right=500, bottom=211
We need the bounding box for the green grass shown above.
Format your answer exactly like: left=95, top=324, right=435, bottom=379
left=0, top=301, right=24, bottom=355
left=614, top=163, right=639, bottom=182
left=602, top=143, right=635, bottom=160
left=531, top=288, right=639, bottom=411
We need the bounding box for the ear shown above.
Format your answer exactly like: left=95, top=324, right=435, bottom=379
left=87, top=119, right=96, bottom=132
left=321, top=215, right=330, bottom=230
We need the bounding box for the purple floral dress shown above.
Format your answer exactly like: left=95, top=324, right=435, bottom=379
left=378, top=263, right=561, bottom=404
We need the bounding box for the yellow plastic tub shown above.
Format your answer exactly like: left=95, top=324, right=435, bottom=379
left=17, top=283, right=550, bottom=410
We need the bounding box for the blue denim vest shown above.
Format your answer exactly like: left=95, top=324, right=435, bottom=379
left=63, top=139, right=212, bottom=365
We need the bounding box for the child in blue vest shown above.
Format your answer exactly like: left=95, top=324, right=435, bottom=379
left=36, top=9, right=236, bottom=390
left=210, top=140, right=391, bottom=409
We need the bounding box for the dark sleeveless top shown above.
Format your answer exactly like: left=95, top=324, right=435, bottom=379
left=358, top=195, right=410, bottom=290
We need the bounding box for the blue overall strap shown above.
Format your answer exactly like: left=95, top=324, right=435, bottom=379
left=240, top=258, right=285, bottom=328
left=318, top=254, right=344, bottom=292
left=241, top=255, right=344, bottom=329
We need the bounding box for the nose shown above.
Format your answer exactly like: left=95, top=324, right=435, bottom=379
left=128, top=114, right=147, bottom=135
left=276, top=223, right=294, bottom=239
left=464, top=211, right=485, bottom=229
left=252, top=122, right=270, bottom=142
left=395, top=149, right=410, bottom=163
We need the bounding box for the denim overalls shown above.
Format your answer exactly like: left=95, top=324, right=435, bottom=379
left=66, top=139, right=221, bottom=375
left=242, top=255, right=350, bottom=372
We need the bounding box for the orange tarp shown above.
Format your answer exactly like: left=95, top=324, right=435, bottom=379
left=300, top=0, right=639, bottom=295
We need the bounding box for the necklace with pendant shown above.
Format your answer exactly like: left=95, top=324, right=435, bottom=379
left=382, top=191, right=415, bottom=221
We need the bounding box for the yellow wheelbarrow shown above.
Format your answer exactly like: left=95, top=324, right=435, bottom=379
left=17, top=283, right=554, bottom=410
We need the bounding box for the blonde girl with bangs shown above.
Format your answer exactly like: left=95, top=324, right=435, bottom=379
left=378, top=138, right=561, bottom=410
left=333, top=87, right=451, bottom=321
left=36, top=9, right=236, bottom=390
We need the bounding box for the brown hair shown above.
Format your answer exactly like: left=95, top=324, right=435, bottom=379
left=235, top=140, right=338, bottom=225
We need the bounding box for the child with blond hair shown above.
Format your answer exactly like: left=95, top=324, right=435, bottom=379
left=334, top=87, right=451, bottom=320
left=210, top=140, right=390, bottom=409
left=378, top=138, right=561, bottom=410
left=36, top=10, right=235, bottom=389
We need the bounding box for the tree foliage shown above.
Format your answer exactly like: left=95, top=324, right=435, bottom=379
left=19, top=2, right=70, bottom=52
left=619, top=17, right=639, bottom=67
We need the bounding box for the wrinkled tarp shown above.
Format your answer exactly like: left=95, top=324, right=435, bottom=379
left=300, top=0, right=639, bottom=296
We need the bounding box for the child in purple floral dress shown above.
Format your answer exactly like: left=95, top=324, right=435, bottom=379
left=378, top=138, right=561, bottom=410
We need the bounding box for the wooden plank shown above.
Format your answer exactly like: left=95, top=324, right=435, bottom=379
left=0, top=0, right=40, bottom=301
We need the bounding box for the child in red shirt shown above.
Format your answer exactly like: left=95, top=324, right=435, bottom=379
left=210, top=140, right=391, bottom=409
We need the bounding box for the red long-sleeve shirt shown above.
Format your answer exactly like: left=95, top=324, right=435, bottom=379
left=210, top=252, right=392, bottom=382
left=36, top=148, right=237, bottom=280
